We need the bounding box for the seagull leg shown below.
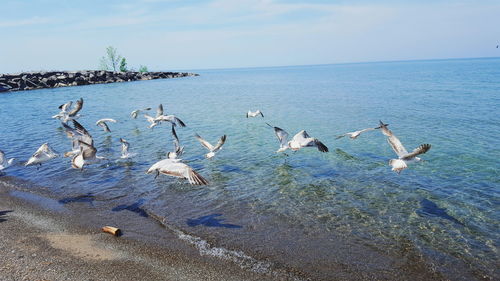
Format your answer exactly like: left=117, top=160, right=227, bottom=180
left=154, top=170, right=159, bottom=179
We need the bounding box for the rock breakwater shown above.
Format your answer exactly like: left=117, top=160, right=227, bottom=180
left=0, top=70, right=199, bottom=92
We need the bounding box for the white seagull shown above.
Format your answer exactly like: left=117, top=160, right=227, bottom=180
left=336, top=124, right=387, bottom=140
left=246, top=110, right=264, bottom=118
left=144, top=114, right=160, bottom=129
left=25, top=143, right=58, bottom=167
left=119, top=138, right=137, bottom=159
left=0, top=150, right=15, bottom=171
left=146, top=159, right=209, bottom=185
left=167, top=125, right=184, bottom=159
left=96, top=118, right=117, bottom=132
left=266, top=123, right=328, bottom=153
left=130, top=107, right=151, bottom=119
left=379, top=120, right=431, bottom=173
left=195, top=133, right=226, bottom=159
left=154, top=114, right=187, bottom=127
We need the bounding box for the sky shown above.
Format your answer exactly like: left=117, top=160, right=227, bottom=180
left=0, top=0, right=499, bottom=73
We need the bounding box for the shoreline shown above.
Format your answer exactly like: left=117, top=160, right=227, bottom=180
left=0, top=70, right=199, bottom=92
left=0, top=177, right=300, bottom=281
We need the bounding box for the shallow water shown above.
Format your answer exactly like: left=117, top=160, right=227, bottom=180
left=1, top=58, right=499, bottom=279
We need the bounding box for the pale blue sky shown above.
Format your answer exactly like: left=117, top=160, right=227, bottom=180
left=1, top=0, right=499, bottom=73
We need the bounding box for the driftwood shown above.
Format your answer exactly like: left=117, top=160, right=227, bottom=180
left=101, top=226, right=122, bottom=236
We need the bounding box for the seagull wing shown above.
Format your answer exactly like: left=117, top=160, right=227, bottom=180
left=96, top=118, right=117, bottom=124
left=0, top=150, right=5, bottom=164
left=401, top=144, right=431, bottom=160
left=387, top=135, right=408, bottom=157
left=72, top=120, right=94, bottom=146
left=171, top=125, right=181, bottom=152
left=59, top=101, right=72, bottom=112
left=259, top=111, right=264, bottom=117
left=335, top=133, right=347, bottom=140
left=156, top=104, right=164, bottom=117
left=68, top=98, right=83, bottom=117
left=144, top=114, right=155, bottom=123
left=266, top=123, right=289, bottom=148
left=174, top=116, right=186, bottom=127
left=195, top=134, right=215, bottom=151
left=79, top=141, right=97, bottom=160
left=212, top=135, right=227, bottom=152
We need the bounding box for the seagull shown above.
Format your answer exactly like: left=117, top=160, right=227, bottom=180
left=25, top=143, right=58, bottom=167
left=379, top=120, right=431, bottom=173
left=0, top=150, right=15, bottom=171
left=130, top=107, right=151, bottom=119
left=167, top=125, right=184, bottom=159
left=266, top=123, right=328, bottom=153
left=195, top=133, right=226, bottom=159
left=119, top=138, right=136, bottom=159
left=146, top=158, right=209, bottom=185
left=154, top=115, right=187, bottom=127
left=61, top=120, right=94, bottom=157
left=67, top=120, right=105, bottom=169
left=144, top=114, right=159, bottom=129
left=96, top=118, right=117, bottom=132
left=53, top=98, right=84, bottom=123
left=335, top=124, right=387, bottom=140
left=246, top=110, right=264, bottom=118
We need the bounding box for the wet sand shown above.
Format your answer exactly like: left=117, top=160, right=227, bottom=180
left=0, top=179, right=289, bottom=281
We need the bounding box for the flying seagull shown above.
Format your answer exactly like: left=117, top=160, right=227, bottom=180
left=266, top=123, right=328, bottom=153
left=130, top=107, right=151, bottom=119
left=195, top=133, right=226, bottom=159
left=61, top=120, right=94, bottom=157
left=96, top=118, right=117, bottom=132
left=52, top=98, right=84, bottom=123
left=119, top=138, right=137, bottom=159
left=336, top=124, right=388, bottom=140
left=0, top=150, right=15, bottom=171
left=144, top=114, right=160, bottom=129
left=167, top=125, right=184, bottom=159
left=146, top=159, right=209, bottom=185
left=246, top=110, right=264, bottom=118
left=154, top=114, right=187, bottom=127
left=69, top=120, right=106, bottom=169
left=379, top=120, right=431, bottom=173
left=25, top=143, right=58, bottom=167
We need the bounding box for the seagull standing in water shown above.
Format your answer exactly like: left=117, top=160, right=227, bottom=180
left=336, top=124, right=387, bottom=140
left=246, top=110, right=264, bottom=118
left=167, top=125, right=184, bottom=159
left=130, top=107, right=151, bottom=119
left=266, top=123, right=328, bottom=153
left=119, top=138, right=137, bottom=159
left=96, top=118, right=117, bottom=132
left=0, top=150, right=15, bottom=171
left=25, top=143, right=58, bottom=167
left=146, top=159, right=209, bottom=185
left=195, top=133, right=227, bottom=159
left=379, top=120, right=431, bottom=173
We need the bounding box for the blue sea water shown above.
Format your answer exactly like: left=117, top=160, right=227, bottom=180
left=0, top=58, right=499, bottom=280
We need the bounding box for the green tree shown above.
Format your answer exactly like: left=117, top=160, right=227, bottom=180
left=99, top=46, right=122, bottom=72
left=138, top=65, right=148, bottom=73
left=119, top=58, right=128, bottom=72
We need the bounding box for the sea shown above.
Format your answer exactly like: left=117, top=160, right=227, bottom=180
left=1, top=57, right=499, bottom=280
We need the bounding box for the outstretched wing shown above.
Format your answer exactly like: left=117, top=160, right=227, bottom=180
left=387, top=135, right=408, bottom=158
left=259, top=111, right=264, bottom=117
left=68, top=98, right=83, bottom=117
left=72, top=120, right=93, bottom=146
left=401, top=144, right=431, bottom=160
left=156, top=104, right=164, bottom=117
left=195, top=133, right=214, bottom=151
left=266, top=123, right=289, bottom=147
left=292, top=130, right=328, bottom=152
left=212, top=135, right=227, bottom=152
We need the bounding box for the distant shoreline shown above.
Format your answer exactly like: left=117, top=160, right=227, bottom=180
left=0, top=70, right=199, bottom=92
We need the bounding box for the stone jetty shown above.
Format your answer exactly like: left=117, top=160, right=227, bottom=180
left=0, top=70, right=199, bottom=92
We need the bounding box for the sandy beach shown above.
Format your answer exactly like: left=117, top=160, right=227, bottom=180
left=0, top=178, right=290, bottom=281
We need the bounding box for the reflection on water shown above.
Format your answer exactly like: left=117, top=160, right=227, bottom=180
left=0, top=58, right=499, bottom=280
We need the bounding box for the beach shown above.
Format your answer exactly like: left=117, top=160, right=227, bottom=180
left=0, top=177, right=289, bottom=281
